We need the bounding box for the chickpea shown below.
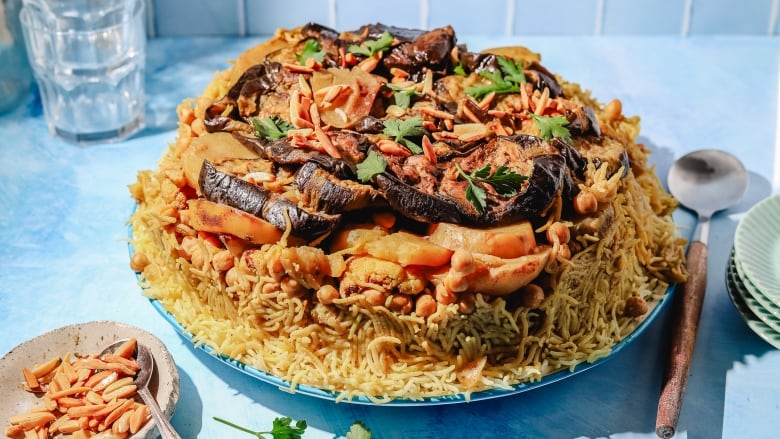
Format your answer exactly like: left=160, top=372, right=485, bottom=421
left=604, top=99, right=622, bottom=121
left=280, top=277, right=304, bottom=296
left=316, top=284, right=340, bottom=305
left=267, top=257, right=285, bottom=281
left=520, top=284, right=545, bottom=309
left=189, top=246, right=205, bottom=269
left=191, top=118, right=206, bottom=137
left=363, top=289, right=387, bottom=306
left=435, top=283, right=457, bottom=305
left=212, top=250, right=235, bottom=272
left=179, top=236, right=198, bottom=259
left=261, top=282, right=279, bottom=294
left=458, top=292, right=476, bottom=314
left=573, top=190, right=598, bottom=215
left=129, top=253, right=150, bottom=273
left=388, top=294, right=413, bottom=314
left=225, top=267, right=239, bottom=287
left=415, top=294, right=437, bottom=318
left=623, top=296, right=649, bottom=317
left=546, top=222, right=570, bottom=245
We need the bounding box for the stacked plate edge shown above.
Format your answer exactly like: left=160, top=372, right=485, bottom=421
left=728, top=194, right=780, bottom=349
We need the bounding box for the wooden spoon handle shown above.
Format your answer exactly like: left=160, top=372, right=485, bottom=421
left=655, top=240, right=708, bottom=438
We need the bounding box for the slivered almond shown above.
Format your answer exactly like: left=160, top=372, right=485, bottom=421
left=358, top=55, right=379, bottom=73
left=478, top=91, right=496, bottom=110
left=8, top=411, right=56, bottom=430
left=419, top=107, right=455, bottom=120
left=103, top=398, right=135, bottom=427
left=453, top=123, right=490, bottom=142
left=282, top=62, right=314, bottom=74
left=298, top=75, right=313, bottom=99
left=309, top=103, right=341, bottom=158
left=22, top=367, right=40, bottom=390
left=102, top=377, right=134, bottom=396
left=48, top=386, right=90, bottom=400
left=31, top=357, right=61, bottom=378
left=110, top=339, right=137, bottom=360
left=57, top=418, right=82, bottom=434
left=102, top=384, right=137, bottom=402
left=85, top=370, right=118, bottom=391
left=377, top=139, right=412, bottom=157
left=422, top=135, right=437, bottom=164
left=100, top=355, right=140, bottom=372
left=129, top=405, right=150, bottom=434
left=67, top=404, right=108, bottom=418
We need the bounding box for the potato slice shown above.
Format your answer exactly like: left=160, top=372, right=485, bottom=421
left=428, top=221, right=536, bottom=259
left=182, top=132, right=260, bottom=191
left=365, top=232, right=453, bottom=267
left=187, top=199, right=282, bottom=245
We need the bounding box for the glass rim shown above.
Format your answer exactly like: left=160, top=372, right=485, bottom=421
left=19, top=0, right=145, bottom=35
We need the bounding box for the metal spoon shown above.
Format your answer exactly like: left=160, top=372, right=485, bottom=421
left=103, top=339, right=182, bottom=439
left=656, top=149, right=748, bottom=438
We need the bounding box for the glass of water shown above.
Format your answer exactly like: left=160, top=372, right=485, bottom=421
left=20, top=0, right=145, bottom=145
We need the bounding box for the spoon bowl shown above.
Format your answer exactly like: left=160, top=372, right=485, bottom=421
left=102, top=339, right=182, bottom=439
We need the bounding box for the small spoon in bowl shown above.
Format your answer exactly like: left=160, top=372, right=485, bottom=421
left=102, top=339, right=182, bottom=439
left=656, top=149, right=748, bottom=438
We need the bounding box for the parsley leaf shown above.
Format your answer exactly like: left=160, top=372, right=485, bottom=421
left=348, top=31, right=394, bottom=57
left=297, top=39, right=326, bottom=65
left=465, top=55, right=527, bottom=100
left=385, top=83, right=422, bottom=109
left=456, top=163, right=528, bottom=214
left=253, top=115, right=293, bottom=142
left=532, top=114, right=572, bottom=143
left=453, top=62, right=466, bottom=76
left=345, top=421, right=372, bottom=439
left=383, top=116, right=424, bottom=154
left=214, top=416, right=307, bottom=439
left=356, top=150, right=388, bottom=182
left=496, top=56, right=526, bottom=85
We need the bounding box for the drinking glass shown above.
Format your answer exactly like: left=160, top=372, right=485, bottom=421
left=20, top=0, right=146, bottom=144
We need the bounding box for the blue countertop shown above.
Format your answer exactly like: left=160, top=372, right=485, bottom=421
left=1, top=36, right=779, bottom=439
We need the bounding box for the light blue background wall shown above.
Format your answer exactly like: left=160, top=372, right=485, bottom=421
left=147, top=0, right=780, bottom=37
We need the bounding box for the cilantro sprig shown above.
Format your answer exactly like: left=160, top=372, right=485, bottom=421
left=466, top=55, right=527, bottom=100
left=348, top=31, right=394, bottom=57
left=456, top=163, right=528, bottom=214
left=346, top=421, right=372, bottom=439
left=385, top=83, right=422, bottom=109
left=383, top=116, right=424, bottom=154
left=532, top=114, right=572, bottom=143
left=253, top=115, right=293, bottom=142
left=297, top=39, right=326, bottom=65
left=356, top=150, right=388, bottom=182
left=214, top=416, right=307, bottom=439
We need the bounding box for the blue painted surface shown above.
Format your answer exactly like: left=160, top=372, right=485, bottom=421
left=334, top=0, right=421, bottom=30
left=602, top=0, right=687, bottom=35
left=144, top=0, right=780, bottom=36
left=688, top=0, right=775, bottom=35
left=428, top=0, right=508, bottom=36
left=514, top=0, right=599, bottom=35
left=246, top=0, right=331, bottom=35
left=1, top=35, right=780, bottom=438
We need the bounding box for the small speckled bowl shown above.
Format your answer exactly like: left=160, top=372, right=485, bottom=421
left=0, top=321, right=180, bottom=438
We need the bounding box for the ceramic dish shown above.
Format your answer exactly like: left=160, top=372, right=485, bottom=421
left=0, top=320, right=180, bottom=438
left=728, top=252, right=780, bottom=334
left=734, top=194, right=780, bottom=305
left=726, top=251, right=780, bottom=349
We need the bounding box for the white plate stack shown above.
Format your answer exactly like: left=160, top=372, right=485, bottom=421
left=726, top=194, right=780, bottom=349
